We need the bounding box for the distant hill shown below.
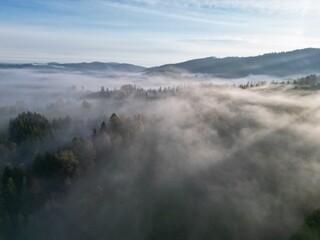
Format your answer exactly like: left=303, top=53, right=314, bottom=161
left=2, top=48, right=320, bottom=77
left=146, top=48, right=320, bottom=78
left=0, top=62, right=146, bottom=73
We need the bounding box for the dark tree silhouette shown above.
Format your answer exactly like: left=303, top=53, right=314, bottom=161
left=109, top=113, right=121, bottom=133
left=9, top=112, right=51, bottom=144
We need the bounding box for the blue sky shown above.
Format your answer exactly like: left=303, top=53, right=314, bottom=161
left=0, top=0, right=320, bottom=66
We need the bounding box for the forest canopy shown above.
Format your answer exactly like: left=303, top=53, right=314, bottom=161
left=0, top=84, right=320, bottom=240
left=8, top=112, right=51, bottom=144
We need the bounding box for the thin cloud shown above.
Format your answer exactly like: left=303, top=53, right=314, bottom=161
left=98, top=0, right=242, bottom=26
left=122, top=0, right=320, bottom=16
left=183, top=37, right=255, bottom=44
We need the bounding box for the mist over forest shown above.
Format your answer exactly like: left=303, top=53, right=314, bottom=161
left=0, top=67, right=277, bottom=127
left=3, top=0, right=320, bottom=238
left=1, top=63, right=320, bottom=240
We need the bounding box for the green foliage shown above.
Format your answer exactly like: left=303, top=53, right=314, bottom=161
left=293, top=75, right=320, bottom=90
left=9, top=112, right=51, bottom=144
left=71, top=138, right=96, bottom=170
left=0, top=111, right=145, bottom=238
left=0, top=134, right=17, bottom=166
left=239, top=81, right=267, bottom=89
left=109, top=113, right=122, bottom=132
left=148, top=200, right=189, bottom=240
left=0, top=191, right=4, bottom=236
left=51, top=116, right=71, bottom=129
left=33, top=153, right=58, bottom=178
left=1, top=166, right=25, bottom=200
left=0, top=165, right=26, bottom=237
left=297, top=75, right=320, bottom=86
left=32, top=150, right=78, bottom=198
left=33, top=151, right=78, bottom=179
left=57, top=150, right=78, bottom=177
left=291, top=209, right=320, bottom=240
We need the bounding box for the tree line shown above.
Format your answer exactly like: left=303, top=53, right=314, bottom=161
left=0, top=111, right=147, bottom=239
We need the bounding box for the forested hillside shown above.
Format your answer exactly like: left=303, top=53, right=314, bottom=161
left=1, top=84, right=320, bottom=240
left=147, top=48, right=320, bottom=78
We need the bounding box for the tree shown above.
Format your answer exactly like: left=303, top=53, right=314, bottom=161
left=33, top=151, right=78, bottom=179
left=99, top=121, right=107, bottom=134
left=0, top=166, right=26, bottom=223
left=56, top=150, right=78, bottom=177
left=290, top=209, right=320, bottom=240
left=71, top=138, right=96, bottom=170
left=33, top=153, right=61, bottom=179
left=109, top=113, right=122, bottom=133
left=92, top=128, right=97, bottom=138
left=9, top=112, right=51, bottom=144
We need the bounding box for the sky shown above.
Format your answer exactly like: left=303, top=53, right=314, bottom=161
left=0, top=0, right=320, bottom=66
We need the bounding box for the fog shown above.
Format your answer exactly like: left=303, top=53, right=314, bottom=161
left=0, top=69, right=281, bottom=123
left=1, top=68, right=318, bottom=240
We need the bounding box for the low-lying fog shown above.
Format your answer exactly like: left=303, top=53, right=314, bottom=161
left=1, top=68, right=318, bottom=239
left=0, top=69, right=280, bottom=126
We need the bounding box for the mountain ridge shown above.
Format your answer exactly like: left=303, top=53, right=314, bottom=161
left=146, top=48, right=320, bottom=78
left=0, top=62, right=146, bottom=73
left=1, top=48, right=320, bottom=77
